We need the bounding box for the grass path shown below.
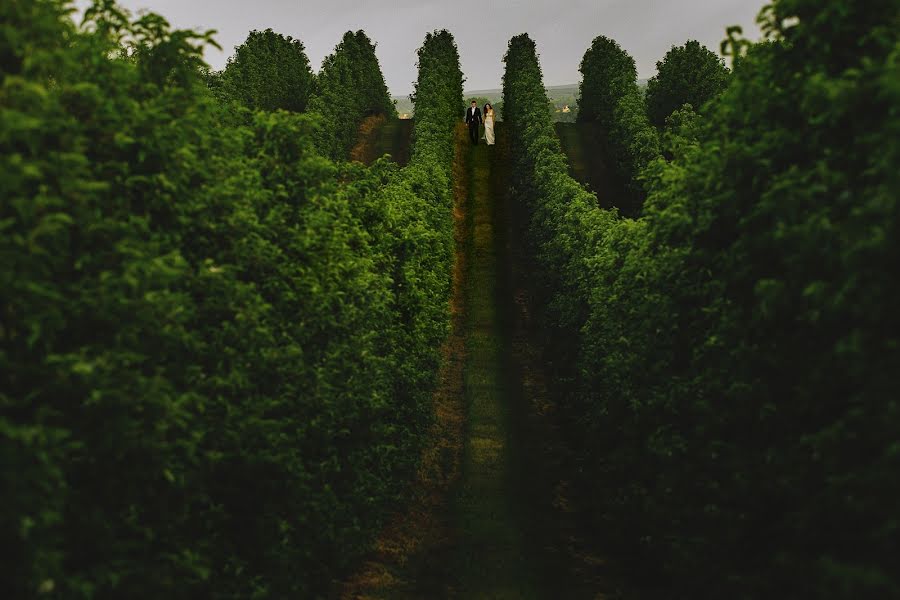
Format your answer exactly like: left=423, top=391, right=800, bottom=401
left=342, top=123, right=624, bottom=599
left=453, top=127, right=539, bottom=598
left=455, top=124, right=626, bottom=599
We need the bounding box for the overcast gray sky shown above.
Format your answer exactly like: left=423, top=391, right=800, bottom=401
left=75, top=0, right=768, bottom=95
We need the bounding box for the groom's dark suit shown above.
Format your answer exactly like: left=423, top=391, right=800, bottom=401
left=465, top=106, right=482, bottom=145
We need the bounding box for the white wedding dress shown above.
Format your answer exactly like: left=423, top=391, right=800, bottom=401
left=484, top=109, right=495, bottom=145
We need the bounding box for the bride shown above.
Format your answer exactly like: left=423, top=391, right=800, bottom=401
left=483, top=103, right=496, bottom=145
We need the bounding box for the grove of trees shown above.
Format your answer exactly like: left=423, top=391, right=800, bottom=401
left=504, top=0, right=899, bottom=596
left=1, top=0, right=462, bottom=597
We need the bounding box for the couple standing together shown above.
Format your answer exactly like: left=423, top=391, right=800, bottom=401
left=465, top=100, right=495, bottom=146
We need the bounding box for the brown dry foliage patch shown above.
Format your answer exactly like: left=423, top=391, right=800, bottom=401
left=349, top=114, right=388, bottom=164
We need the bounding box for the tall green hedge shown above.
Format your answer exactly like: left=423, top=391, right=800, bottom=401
left=576, top=36, right=659, bottom=215
left=576, top=36, right=637, bottom=127
left=308, top=30, right=396, bottom=160
left=503, top=0, right=899, bottom=593
left=645, top=40, right=729, bottom=129
left=213, top=28, right=315, bottom=113
left=1, top=2, right=459, bottom=597
left=503, top=32, right=603, bottom=418
left=334, top=28, right=462, bottom=492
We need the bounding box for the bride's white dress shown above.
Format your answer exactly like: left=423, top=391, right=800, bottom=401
left=484, top=110, right=495, bottom=145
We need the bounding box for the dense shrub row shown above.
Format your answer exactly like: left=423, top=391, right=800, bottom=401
left=644, top=40, right=729, bottom=129
left=503, top=0, right=899, bottom=594
left=211, top=28, right=315, bottom=113
left=333, top=28, right=462, bottom=499
left=1, top=1, right=459, bottom=597
left=308, top=30, right=397, bottom=160
left=210, top=28, right=395, bottom=162
left=576, top=36, right=659, bottom=215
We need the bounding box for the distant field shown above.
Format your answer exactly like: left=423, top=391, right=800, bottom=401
left=392, top=95, right=415, bottom=118
left=393, top=82, right=600, bottom=119
left=394, top=81, right=645, bottom=120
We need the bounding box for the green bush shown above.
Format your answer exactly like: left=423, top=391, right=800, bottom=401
left=645, top=40, right=729, bottom=129
left=336, top=28, right=462, bottom=491
left=610, top=84, right=661, bottom=209
left=576, top=35, right=637, bottom=127
left=213, top=28, right=315, bottom=113
left=576, top=35, right=659, bottom=215
left=1, top=2, right=460, bottom=597
left=503, top=0, right=900, bottom=593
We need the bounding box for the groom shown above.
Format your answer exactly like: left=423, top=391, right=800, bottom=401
left=465, top=100, right=482, bottom=145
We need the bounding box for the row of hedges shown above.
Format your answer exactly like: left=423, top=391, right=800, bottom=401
left=577, top=38, right=728, bottom=213
left=308, top=30, right=397, bottom=160
left=1, top=1, right=459, bottom=597
left=576, top=36, right=659, bottom=215
left=211, top=28, right=395, bottom=162
left=332, top=28, right=463, bottom=502
left=503, top=0, right=899, bottom=593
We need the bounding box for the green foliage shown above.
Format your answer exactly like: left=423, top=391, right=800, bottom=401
left=658, top=102, right=700, bottom=157
left=347, top=28, right=462, bottom=499
left=505, top=0, right=900, bottom=596
left=308, top=30, right=396, bottom=160
left=576, top=36, right=637, bottom=127
left=576, top=35, right=659, bottom=215
left=214, top=28, right=315, bottom=113
left=503, top=32, right=602, bottom=407
left=645, top=40, right=729, bottom=129
left=609, top=84, right=660, bottom=209
left=1, top=2, right=459, bottom=597
left=410, top=30, right=465, bottom=161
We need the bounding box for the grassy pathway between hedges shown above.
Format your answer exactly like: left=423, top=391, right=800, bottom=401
left=342, top=123, right=624, bottom=599
left=454, top=123, right=632, bottom=599
left=453, top=126, right=538, bottom=598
